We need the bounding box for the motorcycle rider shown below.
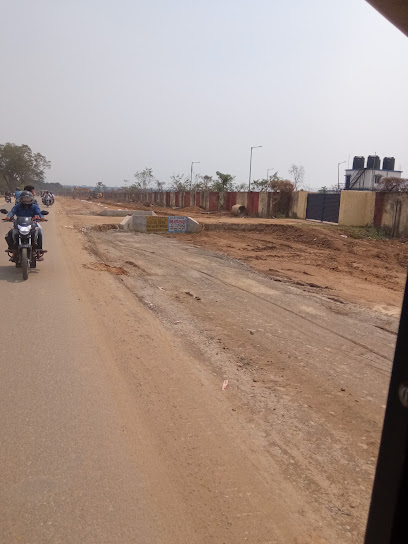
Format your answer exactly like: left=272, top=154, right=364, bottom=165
left=23, top=185, right=46, bottom=244
left=24, top=185, right=38, bottom=203
left=3, top=191, right=46, bottom=261
left=14, top=187, right=22, bottom=203
left=42, top=190, right=54, bottom=205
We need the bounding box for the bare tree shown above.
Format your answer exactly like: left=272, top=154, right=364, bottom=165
left=132, top=167, right=156, bottom=191
left=212, top=172, right=235, bottom=192
left=270, top=179, right=295, bottom=193
left=269, top=178, right=295, bottom=217
left=288, top=164, right=305, bottom=189
left=169, top=174, right=190, bottom=192
left=379, top=176, right=408, bottom=192
left=254, top=172, right=281, bottom=191
left=156, top=179, right=165, bottom=191
left=196, top=174, right=213, bottom=191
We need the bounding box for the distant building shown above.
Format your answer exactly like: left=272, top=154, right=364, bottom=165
left=345, top=156, right=402, bottom=190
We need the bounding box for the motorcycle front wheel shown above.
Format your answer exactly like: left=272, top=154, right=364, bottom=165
left=21, top=248, right=29, bottom=280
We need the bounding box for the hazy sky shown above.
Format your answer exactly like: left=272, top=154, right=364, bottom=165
left=1, top=0, right=407, bottom=189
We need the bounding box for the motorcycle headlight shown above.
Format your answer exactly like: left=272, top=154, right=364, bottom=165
left=18, top=225, right=31, bottom=235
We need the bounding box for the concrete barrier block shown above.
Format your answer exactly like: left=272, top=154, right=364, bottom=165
left=186, top=217, right=201, bottom=233
left=131, top=215, right=148, bottom=232
left=119, top=216, right=132, bottom=230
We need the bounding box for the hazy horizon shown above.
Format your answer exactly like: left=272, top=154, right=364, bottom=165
left=1, top=0, right=407, bottom=190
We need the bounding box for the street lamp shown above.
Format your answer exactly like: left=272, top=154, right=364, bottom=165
left=190, top=162, right=200, bottom=190
left=337, top=161, right=346, bottom=191
left=248, top=146, right=262, bottom=191
left=267, top=168, right=274, bottom=185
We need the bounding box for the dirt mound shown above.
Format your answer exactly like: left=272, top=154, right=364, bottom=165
left=179, top=206, right=204, bottom=214
left=203, top=222, right=339, bottom=249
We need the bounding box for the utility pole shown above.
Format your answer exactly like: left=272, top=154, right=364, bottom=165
left=190, top=162, right=200, bottom=190
left=267, top=168, right=273, bottom=186
left=337, top=161, right=346, bottom=191
left=248, top=146, right=262, bottom=191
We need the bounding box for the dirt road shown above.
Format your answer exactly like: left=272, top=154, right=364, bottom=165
left=0, top=198, right=400, bottom=543
left=96, top=197, right=408, bottom=314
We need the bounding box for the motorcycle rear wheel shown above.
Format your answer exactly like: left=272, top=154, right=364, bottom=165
left=21, top=248, right=29, bottom=280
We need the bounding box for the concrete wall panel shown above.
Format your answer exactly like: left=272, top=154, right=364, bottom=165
left=376, top=192, right=408, bottom=237
left=289, top=191, right=308, bottom=219
left=258, top=192, right=268, bottom=217
left=338, top=191, right=375, bottom=226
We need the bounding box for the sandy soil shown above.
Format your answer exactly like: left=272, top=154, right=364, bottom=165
left=53, top=196, right=404, bottom=543
left=174, top=224, right=407, bottom=316
left=63, top=197, right=408, bottom=315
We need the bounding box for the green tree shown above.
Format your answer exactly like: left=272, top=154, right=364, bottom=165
left=131, top=167, right=156, bottom=191
left=95, top=181, right=106, bottom=192
left=0, top=143, right=51, bottom=191
left=252, top=178, right=271, bottom=191
left=252, top=172, right=282, bottom=191
left=212, top=171, right=235, bottom=192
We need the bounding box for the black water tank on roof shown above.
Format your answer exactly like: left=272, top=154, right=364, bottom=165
left=367, top=155, right=381, bottom=170
left=353, top=156, right=365, bottom=170
left=383, top=157, right=395, bottom=171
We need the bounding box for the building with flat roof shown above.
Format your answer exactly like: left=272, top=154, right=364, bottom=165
left=345, top=156, right=402, bottom=190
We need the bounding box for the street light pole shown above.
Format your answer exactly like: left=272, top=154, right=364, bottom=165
left=337, top=161, right=346, bottom=191
left=267, top=168, right=273, bottom=185
left=248, top=146, right=262, bottom=191
left=190, top=162, right=200, bottom=190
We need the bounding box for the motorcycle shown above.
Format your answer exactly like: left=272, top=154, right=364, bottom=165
left=42, top=194, right=54, bottom=207
left=1, top=209, right=49, bottom=280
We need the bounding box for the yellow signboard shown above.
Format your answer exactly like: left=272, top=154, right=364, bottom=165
left=146, top=216, right=168, bottom=233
